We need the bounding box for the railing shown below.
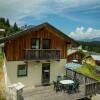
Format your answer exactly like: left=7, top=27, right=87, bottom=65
left=85, top=81, right=100, bottom=96
left=24, top=49, right=60, bottom=60
left=66, top=68, right=97, bottom=84
left=66, top=68, right=100, bottom=97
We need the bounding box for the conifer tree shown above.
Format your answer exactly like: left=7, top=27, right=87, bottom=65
left=6, top=18, right=10, bottom=27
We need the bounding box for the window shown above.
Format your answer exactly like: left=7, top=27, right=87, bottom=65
left=17, top=64, right=27, bottom=77
left=31, top=38, right=40, bottom=49
left=42, top=39, right=51, bottom=49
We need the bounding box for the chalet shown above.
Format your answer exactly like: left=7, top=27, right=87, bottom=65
left=67, top=48, right=85, bottom=64
left=84, top=55, right=96, bottom=66
left=0, top=22, right=79, bottom=91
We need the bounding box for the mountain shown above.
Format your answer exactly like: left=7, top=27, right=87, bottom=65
left=79, top=41, right=100, bottom=46
left=80, top=37, right=100, bottom=42
left=78, top=40, right=100, bottom=53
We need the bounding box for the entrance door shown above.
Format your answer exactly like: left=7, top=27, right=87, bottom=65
left=42, top=63, right=50, bottom=85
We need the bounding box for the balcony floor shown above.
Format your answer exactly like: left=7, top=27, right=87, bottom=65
left=23, top=85, right=86, bottom=100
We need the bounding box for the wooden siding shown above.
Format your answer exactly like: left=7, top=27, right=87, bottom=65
left=67, top=52, right=84, bottom=64
left=4, top=27, right=69, bottom=61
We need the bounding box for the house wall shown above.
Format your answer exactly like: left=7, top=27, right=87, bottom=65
left=5, top=59, right=66, bottom=90
left=95, top=61, right=100, bottom=66
left=67, top=52, right=84, bottom=63
left=86, top=57, right=96, bottom=66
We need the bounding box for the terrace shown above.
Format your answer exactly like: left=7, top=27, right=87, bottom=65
left=23, top=85, right=85, bottom=100
left=22, top=61, right=100, bottom=100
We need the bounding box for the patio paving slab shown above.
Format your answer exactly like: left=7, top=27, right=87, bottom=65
left=23, top=85, right=85, bottom=100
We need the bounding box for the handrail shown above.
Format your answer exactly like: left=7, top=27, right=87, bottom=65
left=24, top=49, right=60, bottom=60
left=25, top=49, right=61, bottom=51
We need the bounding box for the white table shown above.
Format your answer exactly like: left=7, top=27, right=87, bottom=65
left=60, top=80, right=74, bottom=85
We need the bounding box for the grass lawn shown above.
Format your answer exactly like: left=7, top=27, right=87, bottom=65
left=75, top=63, right=100, bottom=81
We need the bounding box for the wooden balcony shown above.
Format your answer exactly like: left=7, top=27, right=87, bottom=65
left=24, top=49, right=60, bottom=61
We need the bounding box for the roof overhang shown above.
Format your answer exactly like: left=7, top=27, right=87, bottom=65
left=0, top=22, right=79, bottom=46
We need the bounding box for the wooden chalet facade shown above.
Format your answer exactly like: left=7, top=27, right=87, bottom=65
left=1, top=22, right=79, bottom=90
left=3, top=23, right=78, bottom=61
left=67, top=50, right=85, bottom=64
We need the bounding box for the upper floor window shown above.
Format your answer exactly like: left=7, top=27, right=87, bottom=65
left=31, top=38, right=40, bottom=49
left=17, top=64, right=28, bottom=77
left=42, top=39, right=51, bottom=49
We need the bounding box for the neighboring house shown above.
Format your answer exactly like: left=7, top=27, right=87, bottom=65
left=85, top=55, right=96, bottom=66
left=84, top=54, right=100, bottom=66
left=0, top=23, right=79, bottom=90
left=67, top=48, right=85, bottom=64
left=91, top=55, right=100, bottom=66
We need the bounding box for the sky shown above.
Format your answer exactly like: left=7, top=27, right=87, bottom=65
left=0, top=0, right=100, bottom=40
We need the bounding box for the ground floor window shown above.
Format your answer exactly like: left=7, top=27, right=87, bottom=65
left=17, top=64, right=28, bottom=77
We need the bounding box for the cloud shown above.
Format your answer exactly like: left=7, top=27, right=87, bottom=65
left=69, top=27, right=100, bottom=40
left=0, top=0, right=100, bottom=25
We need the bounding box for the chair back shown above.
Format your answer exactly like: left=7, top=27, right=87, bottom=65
left=63, top=75, right=68, bottom=80
left=57, top=76, right=62, bottom=81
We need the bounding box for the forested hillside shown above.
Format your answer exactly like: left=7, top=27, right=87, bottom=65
left=0, top=17, right=20, bottom=37
left=79, top=41, right=100, bottom=53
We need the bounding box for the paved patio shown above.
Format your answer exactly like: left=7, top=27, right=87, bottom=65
left=23, top=85, right=85, bottom=100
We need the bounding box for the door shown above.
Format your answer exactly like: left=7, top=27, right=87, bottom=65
left=42, top=63, right=50, bottom=85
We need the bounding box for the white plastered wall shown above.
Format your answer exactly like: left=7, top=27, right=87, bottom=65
left=4, top=59, right=66, bottom=90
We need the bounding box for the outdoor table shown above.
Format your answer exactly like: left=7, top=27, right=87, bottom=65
left=60, top=80, right=74, bottom=92
left=60, top=80, right=74, bottom=85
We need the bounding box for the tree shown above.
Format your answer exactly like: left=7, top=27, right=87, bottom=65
left=13, top=22, right=19, bottom=32
left=0, top=17, right=6, bottom=28
left=0, top=17, right=20, bottom=36
left=6, top=18, right=10, bottom=27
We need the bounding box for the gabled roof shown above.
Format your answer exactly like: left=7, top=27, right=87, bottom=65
left=67, top=48, right=85, bottom=56
left=67, top=49, right=78, bottom=56
left=0, top=22, right=79, bottom=45
left=91, top=55, right=100, bottom=61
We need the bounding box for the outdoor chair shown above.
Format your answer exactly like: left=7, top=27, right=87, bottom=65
left=72, top=80, right=80, bottom=93
left=62, top=84, right=69, bottom=92
left=53, top=81, right=57, bottom=90
left=63, top=75, right=68, bottom=80
left=53, top=81, right=62, bottom=92
left=67, top=84, right=74, bottom=94
left=57, top=76, right=62, bottom=82
left=74, top=82, right=80, bottom=92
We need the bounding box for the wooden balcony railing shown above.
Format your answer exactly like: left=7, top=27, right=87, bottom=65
left=24, top=49, right=60, bottom=60
left=85, top=81, right=100, bottom=96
